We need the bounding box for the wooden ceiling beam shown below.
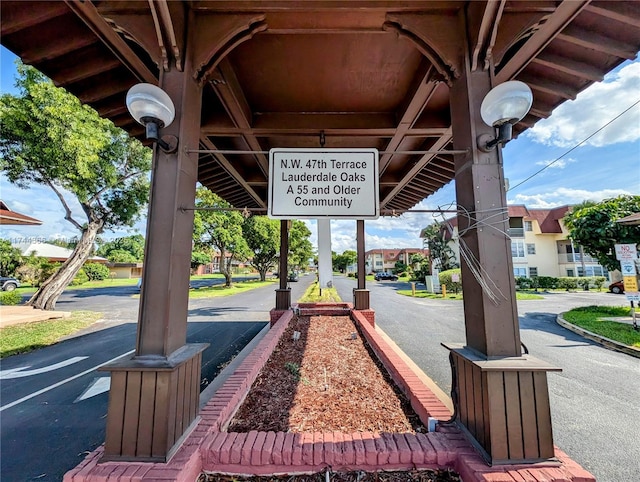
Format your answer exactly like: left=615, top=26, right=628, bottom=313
left=200, top=138, right=266, bottom=208
left=0, top=2, right=69, bottom=36
left=584, top=3, right=640, bottom=29
left=64, top=0, right=157, bottom=83
left=381, top=129, right=452, bottom=209
left=379, top=69, right=441, bottom=175
left=557, top=26, right=639, bottom=59
left=495, top=0, right=589, bottom=83
left=531, top=53, right=604, bottom=82
left=211, top=59, right=269, bottom=175
left=519, top=74, right=578, bottom=100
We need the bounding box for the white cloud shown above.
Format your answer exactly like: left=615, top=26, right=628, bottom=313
left=534, top=157, right=576, bottom=169
left=509, top=188, right=632, bottom=208
left=526, top=60, right=640, bottom=148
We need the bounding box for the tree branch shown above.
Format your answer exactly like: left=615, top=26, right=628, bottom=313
left=88, top=170, right=144, bottom=205
left=45, top=179, right=84, bottom=231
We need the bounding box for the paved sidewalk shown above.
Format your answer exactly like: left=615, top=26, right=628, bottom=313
left=0, top=305, right=71, bottom=328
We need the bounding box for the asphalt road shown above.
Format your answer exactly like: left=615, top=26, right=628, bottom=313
left=1, top=275, right=313, bottom=482
left=333, top=276, right=640, bottom=482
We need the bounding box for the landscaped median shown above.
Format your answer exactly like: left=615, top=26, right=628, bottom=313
left=557, top=305, right=640, bottom=358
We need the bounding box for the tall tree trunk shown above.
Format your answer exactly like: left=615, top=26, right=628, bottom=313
left=28, top=221, right=103, bottom=310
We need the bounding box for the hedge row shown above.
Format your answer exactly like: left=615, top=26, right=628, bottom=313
left=516, top=276, right=607, bottom=290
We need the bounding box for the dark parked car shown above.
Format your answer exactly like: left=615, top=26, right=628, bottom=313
left=608, top=280, right=624, bottom=294
left=374, top=272, right=398, bottom=281
left=0, top=277, right=20, bottom=291
left=287, top=272, right=299, bottom=282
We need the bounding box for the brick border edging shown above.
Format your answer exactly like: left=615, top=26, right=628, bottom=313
left=557, top=313, right=640, bottom=358
left=351, top=309, right=452, bottom=423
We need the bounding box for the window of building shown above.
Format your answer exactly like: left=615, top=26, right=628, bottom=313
left=525, top=220, right=533, bottom=231
left=577, top=266, right=609, bottom=277
left=529, top=267, right=538, bottom=277
left=526, top=243, right=536, bottom=255
left=513, top=267, right=527, bottom=277
left=375, top=261, right=383, bottom=267
left=511, top=240, right=526, bottom=258
left=566, top=269, right=574, bottom=277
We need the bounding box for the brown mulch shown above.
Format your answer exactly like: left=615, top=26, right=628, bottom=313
left=228, top=315, right=424, bottom=433
left=199, top=469, right=461, bottom=481
left=203, top=315, right=461, bottom=482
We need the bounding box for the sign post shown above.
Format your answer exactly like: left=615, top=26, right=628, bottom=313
left=615, top=243, right=640, bottom=330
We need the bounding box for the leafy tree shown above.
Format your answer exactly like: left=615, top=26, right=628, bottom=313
left=193, top=187, right=251, bottom=287
left=16, top=255, right=60, bottom=287
left=409, top=253, right=431, bottom=281
left=0, top=239, right=23, bottom=277
left=191, top=250, right=211, bottom=270
left=394, top=260, right=408, bottom=275
left=101, top=249, right=138, bottom=263
left=421, top=222, right=458, bottom=271
left=564, top=195, right=640, bottom=271
left=83, top=262, right=111, bottom=281
left=0, top=63, right=151, bottom=309
left=288, top=220, right=313, bottom=272
left=97, top=234, right=145, bottom=262
left=333, top=250, right=357, bottom=273
left=242, top=216, right=280, bottom=281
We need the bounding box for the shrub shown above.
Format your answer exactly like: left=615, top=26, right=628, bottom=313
left=593, top=276, right=606, bottom=291
left=516, top=276, right=532, bottom=290
left=0, top=290, right=22, bottom=305
left=83, top=262, right=110, bottom=281
left=439, top=268, right=462, bottom=294
left=16, top=257, right=60, bottom=287
left=71, top=268, right=89, bottom=286
left=558, top=277, right=578, bottom=290
left=577, top=277, right=593, bottom=290
left=536, top=276, right=558, bottom=290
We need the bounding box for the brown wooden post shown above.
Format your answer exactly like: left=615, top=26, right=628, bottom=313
left=354, top=219, right=370, bottom=310
left=275, top=219, right=291, bottom=309
left=100, top=53, right=207, bottom=462
left=444, top=22, right=560, bottom=465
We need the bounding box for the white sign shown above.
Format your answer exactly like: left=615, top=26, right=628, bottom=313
left=625, top=292, right=640, bottom=302
left=620, top=260, right=637, bottom=276
left=268, top=148, right=379, bottom=219
left=615, top=243, right=637, bottom=260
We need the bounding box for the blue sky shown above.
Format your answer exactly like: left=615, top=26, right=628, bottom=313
left=1, top=45, right=639, bottom=253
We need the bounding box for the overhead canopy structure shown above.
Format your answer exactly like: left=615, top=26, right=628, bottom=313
left=2, top=1, right=639, bottom=213
left=2, top=1, right=640, bottom=473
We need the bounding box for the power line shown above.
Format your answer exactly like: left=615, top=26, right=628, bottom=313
left=507, top=99, right=640, bottom=193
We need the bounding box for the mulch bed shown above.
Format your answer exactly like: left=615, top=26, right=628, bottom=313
left=199, top=469, right=461, bottom=481
left=227, top=315, right=424, bottom=433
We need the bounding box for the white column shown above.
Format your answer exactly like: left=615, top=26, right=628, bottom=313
left=317, top=218, right=333, bottom=288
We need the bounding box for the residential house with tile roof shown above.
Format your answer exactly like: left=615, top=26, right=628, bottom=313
left=423, top=205, right=609, bottom=280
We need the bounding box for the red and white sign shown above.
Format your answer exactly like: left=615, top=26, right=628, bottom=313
left=615, top=243, right=637, bottom=260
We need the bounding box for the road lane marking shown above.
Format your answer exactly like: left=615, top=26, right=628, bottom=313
left=74, top=377, right=111, bottom=402
left=0, top=350, right=135, bottom=412
left=0, top=357, right=89, bottom=379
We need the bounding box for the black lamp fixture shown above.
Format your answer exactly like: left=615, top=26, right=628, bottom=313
left=126, top=83, right=177, bottom=153
left=477, top=80, right=533, bottom=152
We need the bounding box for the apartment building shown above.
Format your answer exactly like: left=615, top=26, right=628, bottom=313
left=363, top=248, right=430, bottom=274
left=427, top=205, right=609, bottom=279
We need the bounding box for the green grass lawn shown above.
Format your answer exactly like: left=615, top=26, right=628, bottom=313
left=396, top=290, right=544, bottom=300
left=298, top=281, right=342, bottom=302
left=562, top=305, right=640, bottom=348
left=0, top=311, right=103, bottom=358
left=187, top=278, right=278, bottom=299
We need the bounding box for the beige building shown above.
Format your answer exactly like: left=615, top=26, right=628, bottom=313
left=363, top=248, right=430, bottom=274
left=433, top=205, right=609, bottom=279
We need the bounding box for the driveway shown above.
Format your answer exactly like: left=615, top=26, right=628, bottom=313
left=333, top=276, right=640, bottom=482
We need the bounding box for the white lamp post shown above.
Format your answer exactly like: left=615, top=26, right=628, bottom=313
left=477, top=80, right=533, bottom=152
left=125, top=83, right=177, bottom=152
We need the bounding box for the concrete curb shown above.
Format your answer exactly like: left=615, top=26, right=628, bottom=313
left=557, top=313, right=640, bottom=359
